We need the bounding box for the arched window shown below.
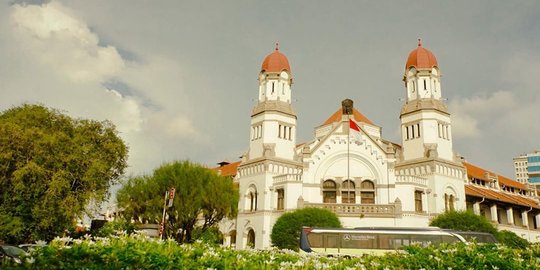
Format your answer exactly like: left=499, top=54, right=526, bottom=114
left=247, top=229, right=255, bottom=248
left=360, top=180, right=375, bottom=204
left=246, top=185, right=258, bottom=212
left=276, top=188, right=285, bottom=210
left=323, top=180, right=337, bottom=203
left=341, top=180, right=355, bottom=204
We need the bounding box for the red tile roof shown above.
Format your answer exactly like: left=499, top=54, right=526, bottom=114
left=213, top=161, right=240, bottom=177
left=322, top=108, right=374, bottom=126
left=465, top=185, right=540, bottom=209
left=463, top=162, right=528, bottom=190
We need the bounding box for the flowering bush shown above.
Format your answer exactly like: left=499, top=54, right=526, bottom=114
left=3, top=234, right=540, bottom=269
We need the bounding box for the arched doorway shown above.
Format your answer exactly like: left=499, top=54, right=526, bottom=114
left=229, top=230, right=237, bottom=247
left=247, top=229, right=255, bottom=248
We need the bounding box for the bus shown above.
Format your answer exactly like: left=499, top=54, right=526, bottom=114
left=299, top=227, right=494, bottom=256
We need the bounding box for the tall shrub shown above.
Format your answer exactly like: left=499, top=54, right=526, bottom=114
left=271, top=207, right=341, bottom=251
left=496, top=230, right=530, bottom=249
left=429, top=211, right=497, bottom=235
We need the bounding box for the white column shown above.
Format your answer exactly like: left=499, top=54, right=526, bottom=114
left=490, top=204, right=498, bottom=223
left=506, top=207, right=514, bottom=225
left=536, top=214, right=540, bottom=229
left=522, top=211, right=529, bottom=228
left=473, top=202, right=481, bottom=215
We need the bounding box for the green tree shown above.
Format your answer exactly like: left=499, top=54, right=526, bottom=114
left=116, top=160, right=239, bottom=243
left=93, top=220, right=137, bottom=237
left=429, top=211, right=498, bottom=235
left=271, top=207, right=342, bottom=251
left=0, top=104, right=128, bottom=244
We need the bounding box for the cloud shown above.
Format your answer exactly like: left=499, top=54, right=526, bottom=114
left=104, top=89, right=143, bottom=133
left=3, top=1, right=200, bottom=175
left=450, top=112, right=480, bottom=138
left=11, top=1, right=124, bottom=83
left=449, top=91, right=515, bottom=139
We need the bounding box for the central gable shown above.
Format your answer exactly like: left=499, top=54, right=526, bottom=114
left=322, top=107, right=374, bottom=126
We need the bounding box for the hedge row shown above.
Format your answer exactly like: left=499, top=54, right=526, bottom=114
left=4, top=234, right=540, bottom=270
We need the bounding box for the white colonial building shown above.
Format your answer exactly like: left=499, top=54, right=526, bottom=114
left=216, top=42, right=540, bottom=249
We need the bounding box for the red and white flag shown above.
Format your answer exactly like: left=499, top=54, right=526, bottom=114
left=349, top=119, right=362, bottom=141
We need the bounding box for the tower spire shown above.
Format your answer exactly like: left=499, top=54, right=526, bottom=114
left=418, top=38, right=422, bottom=47
left=275, top=42, right=279, bottom=51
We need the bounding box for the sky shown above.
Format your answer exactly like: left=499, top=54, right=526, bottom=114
left=1, top=0, right=539, bottom=187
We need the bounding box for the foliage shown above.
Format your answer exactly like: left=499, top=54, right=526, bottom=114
left=271, top=207, right=342, bottom=251
left=429, top=210, right=498, bottom=235
left=93, top=220, right=137, bottom=237
left=116, top=160, right=239, bottom=243
left=496, top=230, right=530, bottom=249
left=191, top=226, right=223, bottom=245
left=4, top=234, right=540, bottom=270
left=0, top=104, right=128, bottom=244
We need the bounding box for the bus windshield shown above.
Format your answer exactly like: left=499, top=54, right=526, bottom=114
left=449, top=231, right=498, bottom=243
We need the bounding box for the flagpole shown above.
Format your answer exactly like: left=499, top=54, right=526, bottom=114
left=347, top=114, right=350, bottom=203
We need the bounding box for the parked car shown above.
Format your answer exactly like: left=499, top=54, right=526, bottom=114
left=0, top=244, right=28, bottom=264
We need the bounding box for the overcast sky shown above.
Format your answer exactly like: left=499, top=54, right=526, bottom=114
left=1, top=0, right=539, bottom=183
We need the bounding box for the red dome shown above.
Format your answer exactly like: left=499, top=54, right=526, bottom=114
left=405, top=39, right=438, bottom=69
left=261, top=45, right=291, bottom=73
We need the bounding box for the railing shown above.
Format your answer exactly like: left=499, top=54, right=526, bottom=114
left=395, top=175, right=427, bottom=186
left=302, top=202, right=401, bottom=218
left=273, top=174, right=302, bottom=184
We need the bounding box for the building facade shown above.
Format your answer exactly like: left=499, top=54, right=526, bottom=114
left=217, top=42, right=540, bottom=249
left=514, top=154, right=529, bottom=184
left=514, top=151, right=540, bottom=189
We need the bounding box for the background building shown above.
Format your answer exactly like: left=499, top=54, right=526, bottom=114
left=514, top=154, right=528, bottom=184
left=514, top=151, right=540, bottom=189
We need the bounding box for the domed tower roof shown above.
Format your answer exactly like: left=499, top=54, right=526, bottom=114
left=261, top=43, right=291, bottom=73
left=405, top=39, right=438, bottom=69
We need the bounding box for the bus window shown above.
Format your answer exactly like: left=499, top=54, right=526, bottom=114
left=441, top=235, right=461, bottom=243
left=340, top=233, right=377, bottom=249
left=410, top=234, right=441, bottom=247
left=378, top=234, right=410, bottom=249
left=307, top=233, right=323, bottom=248
left=325, top=235, right=339, bottom=248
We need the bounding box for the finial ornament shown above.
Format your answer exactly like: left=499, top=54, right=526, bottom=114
left=275, top=42, right=279, bottom=51
left=342, top=99, right=353, bottom=115
left=418, top=38, right=422, bottom=47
